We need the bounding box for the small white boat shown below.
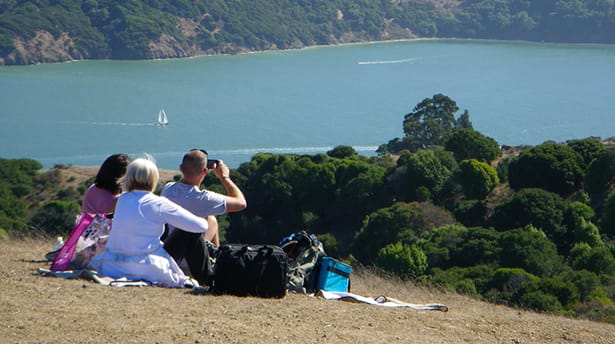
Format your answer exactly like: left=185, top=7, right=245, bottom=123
left=156, top=108, right=168, bottom=126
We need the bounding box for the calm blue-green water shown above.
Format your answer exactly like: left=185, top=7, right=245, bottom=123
left=1, top=39, right=614, bottom=170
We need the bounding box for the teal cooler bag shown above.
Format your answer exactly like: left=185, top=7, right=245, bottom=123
left=315, top=257, right=352, bottom=292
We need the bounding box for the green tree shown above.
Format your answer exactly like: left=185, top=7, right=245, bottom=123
left=0, top=158, right=41, bottom=195
left=449, top=226, right=501, bottom=268
left=334, top=158, right=390, bottom=242
left=498, top=226, right=562, bottom=277
left=421, top=224, right=500, bottom=269
left=444, top=128, right=500, bottom=163
left=489, top=188, right=567, bottom=250
left=585, top=148, right=615, bottom=194
left=327, top=145, right=358, bottom=159
left=563, top=201, right=603, bottom=251
left=380, top=94, right=474, bottom=155
left=453, top=199, right=486, bottom=227
left=0, top=185, right=27, bottom=232
left=0, top=158, right=42, bottom=233
left=353, top=201, right=455, bottom=264
left=562, top=269, right=607, bottom=303
left=567, top=137, right=606, bottom=171
left=352, top=202, right=423, bottom=264
left=420, top=224, right=466, bottom=269
left=389, top=148, right=454, bottom=202
left=228, top=152, right=389, bottom=249
left=400, top=94, right=473, bottom=152
left=508, top=141, right=584, bottom=197
left=518, top=290, right=564, bottom=313
left=568, top=243, right=615, bottom=276
left=601, top=190, right=615, bottom=238
left=457, top=159, right=499, bottom=199
left=536, top=276, right=579, bottom=310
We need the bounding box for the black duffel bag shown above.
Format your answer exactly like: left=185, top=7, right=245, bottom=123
left=213, top=244, right=288, bottom=298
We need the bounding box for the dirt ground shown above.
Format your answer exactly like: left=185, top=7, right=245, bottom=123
left=2, top=239, right=615, bottom=344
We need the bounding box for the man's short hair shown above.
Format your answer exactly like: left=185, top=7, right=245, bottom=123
left=181, top=150, right=207, bottom=177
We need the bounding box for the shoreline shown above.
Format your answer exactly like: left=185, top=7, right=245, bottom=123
left=8, top=36, right=613, bottom=67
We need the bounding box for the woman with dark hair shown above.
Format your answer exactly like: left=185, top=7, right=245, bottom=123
left=82, top=153, right=130, bottom=215
left=90, top=156, right=209, bottom=287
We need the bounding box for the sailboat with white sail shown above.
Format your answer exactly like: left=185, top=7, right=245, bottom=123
left=156, top=108, right=168, bottom=126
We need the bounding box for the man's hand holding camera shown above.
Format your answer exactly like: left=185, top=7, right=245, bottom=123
left=207, top=158, right=231, bottom=181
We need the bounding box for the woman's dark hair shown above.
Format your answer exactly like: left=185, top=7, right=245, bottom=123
left=95, top=153, right=131, bottom=194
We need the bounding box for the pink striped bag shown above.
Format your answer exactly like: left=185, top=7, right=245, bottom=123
left=50, top=213, right=111, bottom=271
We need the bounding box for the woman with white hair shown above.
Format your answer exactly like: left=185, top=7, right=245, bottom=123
left=90, top=156, right=209, bottom=287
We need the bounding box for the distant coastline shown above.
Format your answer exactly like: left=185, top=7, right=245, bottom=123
left=25, top=36, right=611, bottom=68
left=28, top=37, right=590, bottom=66
left=3, top=1, right=615, bottom=65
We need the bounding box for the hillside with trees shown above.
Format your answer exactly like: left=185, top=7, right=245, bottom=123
left=2, top=94, right=615, bottom=325
left=1, top=0, right=615, bottom=65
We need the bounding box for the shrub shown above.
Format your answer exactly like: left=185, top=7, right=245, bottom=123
left=30, top=200, right=80, bottom=236
left=600, top=190, right=615, bottom=239
left=569, top=243, right=615, bottom=275
left=489, top=188, right=567, bottom=250
left=563, top=201, right=602, bottom=252
left=573, top=301, right=615, bottom=324
left=538, top=277, right=579, bottom=309
left=444, top=128, right=500, bottom=163
left=562, top=269, right=607, bottom=302
left=508, top=141, right=584, bottom=196
left=454, top=278, right=478, bottom=295
left=585, top=148, right=615, bottom=194
left=0, top=185, right=27, bottom=231
left=488, top=267, right=539, bottom=302
left=519, top=291, right=564, bottom=313
left=352, top=202, right=435, bottom=264
left=429, top=265, right=493, bottom=296
left=421, top=224, right=467, bottom=269
left=391, top=149, right=453, bottom=202
left=567, top=137, right=606, bottom=171
left=457, top=159, right=499, bottom=199
left=498, top=226, right=562, bottom=277
left=327, top=145, right=357, bottom=159
left=453, top=199, right=486, bottom=227
left=448, top=227, right=501, bottom=268
left=317, top=233, right=339, bottom=258
left=374, top=242, right=428, bottom=280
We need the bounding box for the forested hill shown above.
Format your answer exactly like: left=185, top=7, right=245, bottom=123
left=1, top=0, right=615, bottom=65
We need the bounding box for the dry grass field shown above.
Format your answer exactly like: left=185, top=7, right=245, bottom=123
left=2, top=239, right=615, bottom=344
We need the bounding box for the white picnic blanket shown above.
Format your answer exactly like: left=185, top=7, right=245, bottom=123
left=38, top=268, right=151, bottom=287
left=316, top=290, right=448, bottom=312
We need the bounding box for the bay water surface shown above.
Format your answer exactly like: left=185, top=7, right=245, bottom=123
left=1, top=39, right=614, bottom=170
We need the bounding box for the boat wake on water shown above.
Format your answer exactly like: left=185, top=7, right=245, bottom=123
left=356, top=57, right=422, bottom=65
left=61, top=121, right=156, bottom=127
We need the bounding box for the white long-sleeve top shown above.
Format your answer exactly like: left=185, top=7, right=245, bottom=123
left=90, top=190, right=208, bottom=287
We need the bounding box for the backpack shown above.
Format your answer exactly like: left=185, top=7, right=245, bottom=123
left=213, top=244, right=288, bottom=298
left=279, top=231, right=326, bottom=293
